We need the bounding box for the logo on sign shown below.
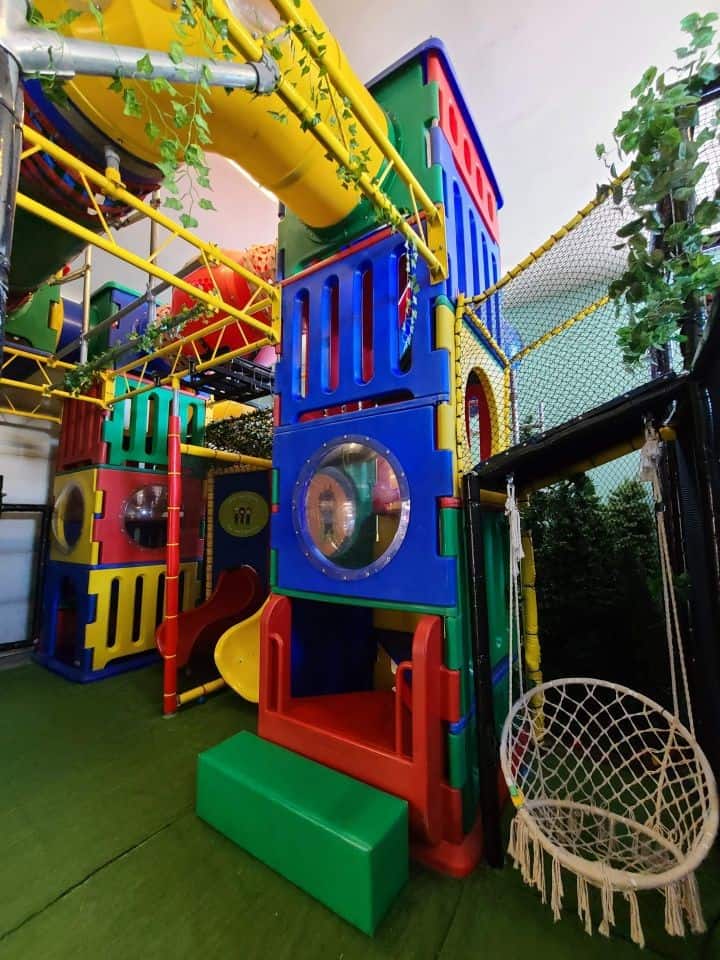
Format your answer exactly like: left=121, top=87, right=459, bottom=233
left=218, top=492, right=269, bottom=538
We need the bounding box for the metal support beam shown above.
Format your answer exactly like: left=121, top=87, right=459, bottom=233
left=0, top=0, right=278, bottom=92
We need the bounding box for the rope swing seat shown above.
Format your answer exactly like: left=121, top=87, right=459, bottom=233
left=499, top=428, right=718, bottom=947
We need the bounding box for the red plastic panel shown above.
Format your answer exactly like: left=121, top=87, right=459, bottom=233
left=94, top=467, right=204, bottom=565
left=57, top=387, right=107, bottom=472
left=427, top=52, right=500, bottom=243
left=156, top=565, right=263, bottom=669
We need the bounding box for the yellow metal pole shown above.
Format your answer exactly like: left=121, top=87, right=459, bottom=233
left=511, top=296, right=610, bottom=364
left=0, top=376, right=106, bottom=406
left=21, top=125, right=279, bottom=304
left=1, top=345, right=76, bottom=372
left=521, top=427, right=676, bottom=495
left=180, top=443, right=272, bottom=470
left=16, top=193, right=277, bottom=342
left=466, top=169, right=631, bottom=308
left=269, top=0, right=438, bottom=221
left=0, top=405, right=62, bottom=425
left=177, top=677, right=227, bottom=706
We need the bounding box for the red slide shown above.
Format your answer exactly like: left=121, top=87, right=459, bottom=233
left=156, top=566, right=264, bottom=670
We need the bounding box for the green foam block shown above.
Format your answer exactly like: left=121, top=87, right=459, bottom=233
left=196, top=732, right=408, bottom=935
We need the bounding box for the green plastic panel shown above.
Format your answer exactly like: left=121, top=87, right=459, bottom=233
left=197, top=732, right=408, bottom=934
left=88, top=282, right=141, bottom=358
left=269, top=548, right=278, bottom=588
left=102, top=378, right=205, bottom=468
left=439, top=507, right=461, bottom=558
left=447, top=727, right=468, bottom=790
left=271, top=468, right=280, bottom=506
left=273, top=586, right=456, bottom=618
left=481, top=512, right=511, bottom=737
left=279, top=58, right=442, bottom=277
left=6, top=280, right=61, bottom=353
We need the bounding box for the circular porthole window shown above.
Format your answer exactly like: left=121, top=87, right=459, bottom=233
left=52, top=483, right=85, bottom=553
left=123, top=484, right=169, bottom=549
left=293, top=437, right=410, bottom=580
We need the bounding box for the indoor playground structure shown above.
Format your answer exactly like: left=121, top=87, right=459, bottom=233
left=0, top=0, right=719, bottom=952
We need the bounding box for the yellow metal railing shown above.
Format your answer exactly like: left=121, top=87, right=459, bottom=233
left=1, top=345, right=106, bottom=410
left=222, top=0, right=448, bottom=283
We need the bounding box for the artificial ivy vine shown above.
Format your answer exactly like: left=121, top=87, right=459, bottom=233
left=597, top=11, right=720, bottom=368
left=62, top=302, right=205, bottom=394
left=28, top=0, right=234, bottom=226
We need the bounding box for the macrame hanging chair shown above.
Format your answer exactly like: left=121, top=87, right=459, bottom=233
left=499, top=428, right=719, bottom=948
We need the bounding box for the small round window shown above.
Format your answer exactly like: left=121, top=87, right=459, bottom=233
left=52, top=483, right=85, bottom=553
left=294, top=438, right=410, bottom=579
left=123, top=485, right=169, bottom=549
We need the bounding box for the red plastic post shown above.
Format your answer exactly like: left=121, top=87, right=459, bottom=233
left=163, top=393, right=182, bottom=716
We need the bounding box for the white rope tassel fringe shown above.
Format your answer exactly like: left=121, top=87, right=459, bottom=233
left=624, top=890, right=645, bottom=948
left=550, top=856, right=564, bottom=922
left=681, top=873, right=706, bottom=935
left=665, top=881, right=685, bottom=938
left=532, top=835, right=547, bottom=904
left=598, top=874, right=616, bottom=938
left=576, top=875, right=593, bottom=936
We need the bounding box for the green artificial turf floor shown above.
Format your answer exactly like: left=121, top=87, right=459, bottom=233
left=1, top=663, right=718, bottom=959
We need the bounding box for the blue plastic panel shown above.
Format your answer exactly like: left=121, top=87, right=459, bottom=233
left=94, top=284, right=169, bottom=375
left=213, top=470, right=271, bottom=588
left=431, top=126, right=505, bottom=346
left=272, top=401, right=457, bottom=608
left=276, top=228, right=449, bottom=424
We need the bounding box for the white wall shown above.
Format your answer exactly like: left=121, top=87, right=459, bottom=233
left=0, top=418, right=58, bottom=647
left=315, top=0, right=707, bottom=268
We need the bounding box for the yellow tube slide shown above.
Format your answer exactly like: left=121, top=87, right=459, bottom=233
left=213, top=597, right=269, bottom=702
left=36, top=0, right=388, bottom=229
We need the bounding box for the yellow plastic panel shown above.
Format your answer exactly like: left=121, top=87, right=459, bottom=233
left=50, top=469, right=101, bottom=566
left=86, top=561, right=200, bottom=670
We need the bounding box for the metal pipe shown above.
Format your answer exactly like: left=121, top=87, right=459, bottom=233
left=0, top=0, right=276, bottom=92
left=79, top=246, right=92, bottom=364
left=0, top=42, right=23, bottom=339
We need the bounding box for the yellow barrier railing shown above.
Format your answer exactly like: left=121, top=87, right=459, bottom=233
left=511, top=295, right=610, bottom=363
left=22, top=125, right=279, bottom=320
left=465, top=169, right=630, bottom=309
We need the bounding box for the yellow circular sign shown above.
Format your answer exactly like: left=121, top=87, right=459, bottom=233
left=218, top=491, right=269, bottom=538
